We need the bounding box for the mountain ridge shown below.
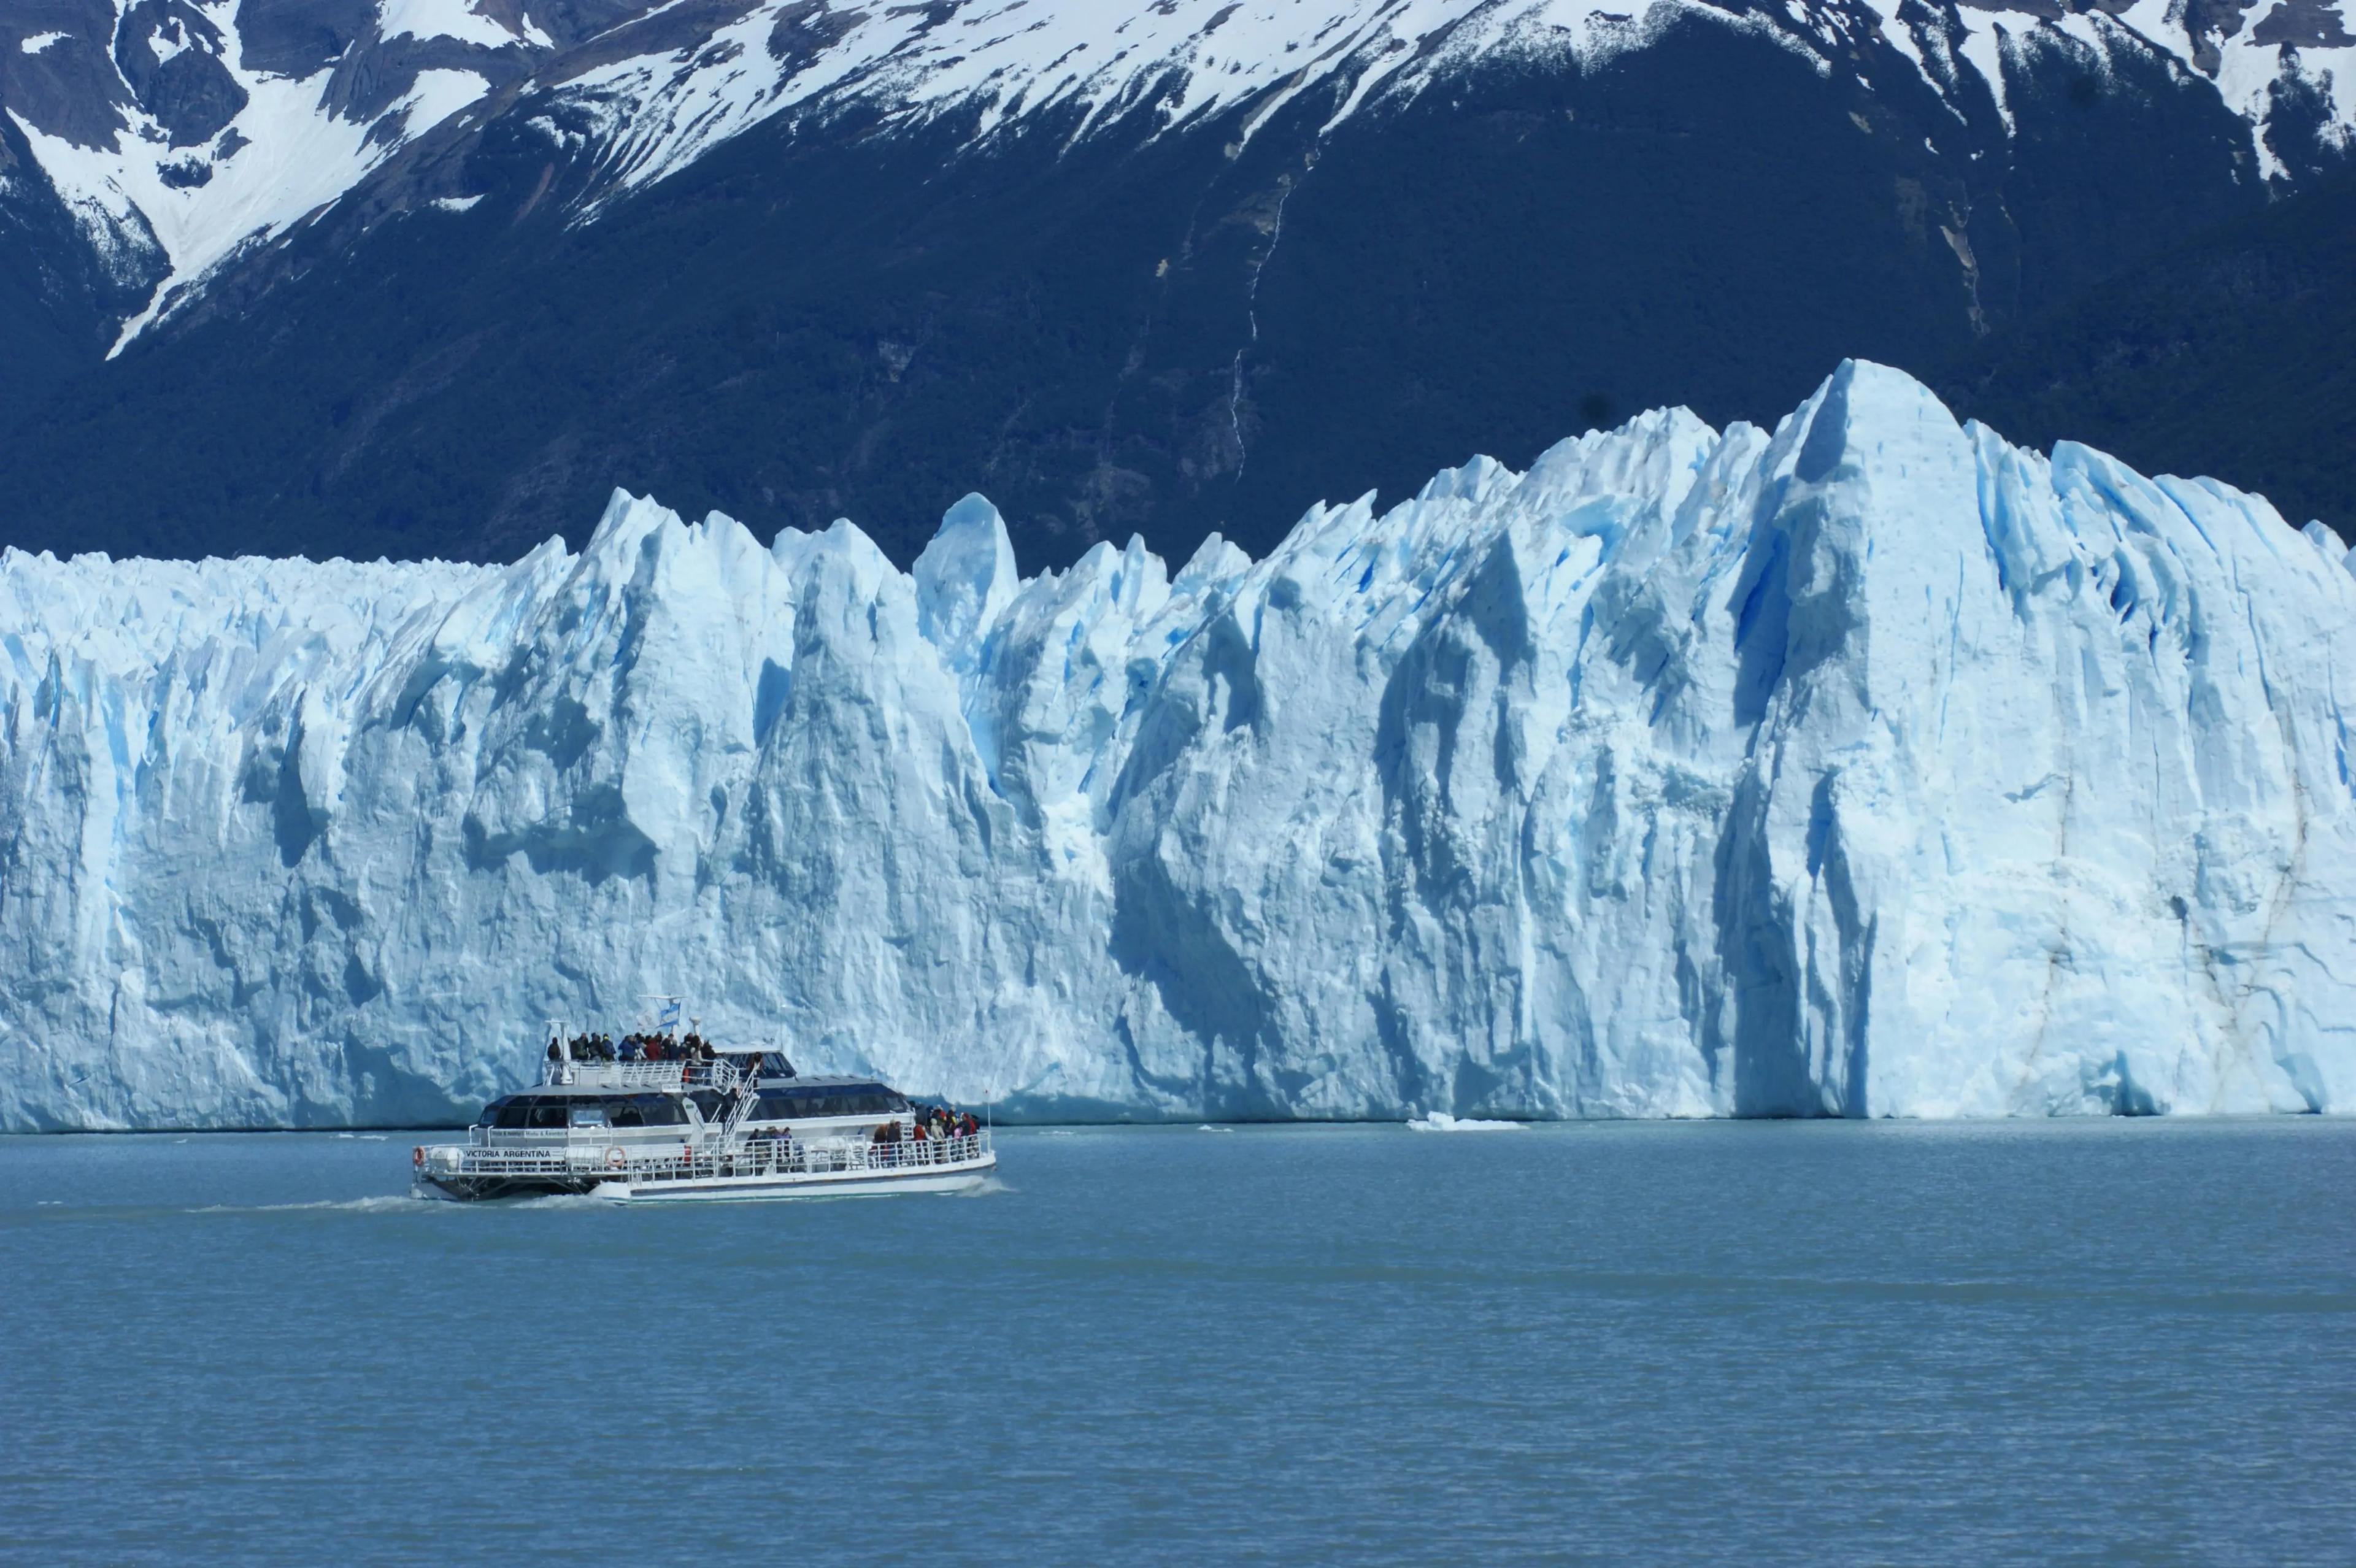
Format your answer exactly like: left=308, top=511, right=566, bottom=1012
left=1, top=0, right=2347, bottom=570
left=5, top=0, right=2347, bottom=353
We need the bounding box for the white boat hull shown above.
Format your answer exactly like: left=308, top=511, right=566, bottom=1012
left=411, top=1150, right=995, bottom=1203
left=596, top=1153, right=995, bottom=1203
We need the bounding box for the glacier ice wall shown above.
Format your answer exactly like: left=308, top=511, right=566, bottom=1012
left=6, top=361, right=2355, bottom=1129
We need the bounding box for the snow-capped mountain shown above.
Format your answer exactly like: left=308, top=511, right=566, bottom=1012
left=5, top=361, right=2351, bottom=1130
left=3, top=0, right=2351, bottom=580
left=3, top=0, right=2350, bottom=348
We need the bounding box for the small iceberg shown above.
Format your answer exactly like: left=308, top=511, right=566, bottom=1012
left=1406, top=1111, right=1525, bottom=1132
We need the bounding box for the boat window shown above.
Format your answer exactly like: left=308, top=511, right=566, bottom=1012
left=528, top=1101, right=569, bottom=1131
left=634, top=1094, right=685, bottom=1127
left=494, top=1101, right=533, bottom=1129
left=687, top=1090, right=724, bottom=1123
left=569, top=1103, right=609, bottom=1128
left=753, top=1088, right=910, bottom=1120
left=474, top=1096, right=512, bottom=1128
left=608, top=1098, right=645, bottom=1128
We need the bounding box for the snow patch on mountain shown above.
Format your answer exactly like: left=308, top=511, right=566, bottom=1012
left=12, top=28, right=496, bottom=353
left=540, top=0, right=2356, bottom=213
left=5, top=363, right=2352, bottom=1130
left=552, top=0, right=1833, bottom=210
left=378, top=0, right=532, bottom=50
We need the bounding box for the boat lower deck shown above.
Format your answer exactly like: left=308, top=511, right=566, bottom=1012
left=413, top=1129, right=995, bottom=1203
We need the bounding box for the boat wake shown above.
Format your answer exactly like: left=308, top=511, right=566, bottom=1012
left=191, top=1194, right=436, bottom=1214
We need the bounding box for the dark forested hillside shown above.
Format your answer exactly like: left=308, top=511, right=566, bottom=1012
left=1944, top=168, right=2356, bottom=539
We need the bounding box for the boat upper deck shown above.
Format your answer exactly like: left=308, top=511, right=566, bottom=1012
left=540, top=1058, right=740, bottom=1091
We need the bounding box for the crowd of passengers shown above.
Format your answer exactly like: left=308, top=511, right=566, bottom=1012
left=734, top=1105, right=976, bottom=1165
left=871, top=1105, right=982, bottom=1145
left=547, top=1031, right=723, bottom=1064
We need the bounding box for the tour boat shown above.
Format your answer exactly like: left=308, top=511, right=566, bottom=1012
left=410, top=1022, right=993, bottom=1203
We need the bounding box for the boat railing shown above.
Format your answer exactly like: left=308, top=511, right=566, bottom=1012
left=537, top=1058, right=745, bottom=1091
left=430, top=1129, right=992, bottom=1182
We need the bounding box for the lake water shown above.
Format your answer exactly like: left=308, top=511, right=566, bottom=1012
left=2, top=1118, right=2352, bottom=1565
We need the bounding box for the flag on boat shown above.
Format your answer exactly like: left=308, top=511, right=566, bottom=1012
left=656, top=998, right=682, bottom=1032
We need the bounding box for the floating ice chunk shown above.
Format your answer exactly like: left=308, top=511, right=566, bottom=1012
left=1406, top=1113, right=1527, bottom=1132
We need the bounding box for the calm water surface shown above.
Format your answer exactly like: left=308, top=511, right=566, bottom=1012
left=2, top=1119, right=2352, bottom=1566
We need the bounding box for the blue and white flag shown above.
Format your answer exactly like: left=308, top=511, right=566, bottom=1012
left=656, top=997, right=682, bottom=1032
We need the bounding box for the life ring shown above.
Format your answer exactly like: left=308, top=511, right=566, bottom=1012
left=605, top=1145, right=627, bottom=1170
left=412, top=1146, right=423, bottom=1169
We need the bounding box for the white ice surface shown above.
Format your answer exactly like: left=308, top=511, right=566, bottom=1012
left=6, top=363, right=2354, bottom=1130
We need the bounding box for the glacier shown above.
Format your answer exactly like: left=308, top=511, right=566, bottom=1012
left=5, top=360, right=2355, bottom=1131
